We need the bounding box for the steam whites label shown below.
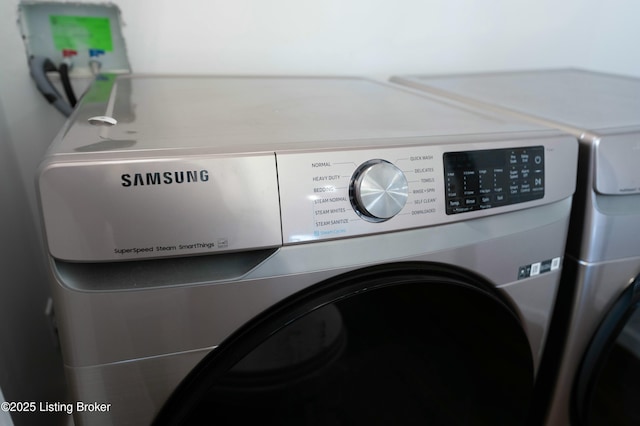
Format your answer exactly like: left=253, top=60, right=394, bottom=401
left=315, top=207, right=347, bottom=215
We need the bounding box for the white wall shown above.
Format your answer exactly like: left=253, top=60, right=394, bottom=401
left=0, top=0, right=638, bottom=424
left=3, top=0, right=640, bottom=220
left=0, top=84, right=67, bottom=426
left=0, top=3, right=68, bottom=425
left=118, top=0, right=640, bottom=77
left=1, top=2, right=67, bottom=224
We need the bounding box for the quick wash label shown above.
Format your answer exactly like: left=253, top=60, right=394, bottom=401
left=518, top=257, right=561, bottom=280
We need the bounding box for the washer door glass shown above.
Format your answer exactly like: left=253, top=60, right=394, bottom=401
left=154, top=262, right=534, bottom=426
left=573, top=276, right=640, bottom=426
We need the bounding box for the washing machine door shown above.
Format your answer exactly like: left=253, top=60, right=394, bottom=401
left=573, top=275, right=640, bottom=426
left=154, top=262, right=535, bottom=426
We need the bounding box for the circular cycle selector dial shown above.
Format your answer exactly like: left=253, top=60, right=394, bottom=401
left=349, top=159, right=409, bottom=222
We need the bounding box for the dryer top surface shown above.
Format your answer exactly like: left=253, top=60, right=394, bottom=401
left=395, top=69, right=640, bottom=136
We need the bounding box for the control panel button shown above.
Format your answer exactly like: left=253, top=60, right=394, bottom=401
left=443, top=146, right=545, bottom=215
left=350, top=159, right=408, bottom=222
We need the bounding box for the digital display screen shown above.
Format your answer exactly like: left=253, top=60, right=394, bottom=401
left=443, top=146, right=544, bottom=215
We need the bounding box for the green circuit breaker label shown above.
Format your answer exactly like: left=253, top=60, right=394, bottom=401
left=50, top=15, right=113, bottom=51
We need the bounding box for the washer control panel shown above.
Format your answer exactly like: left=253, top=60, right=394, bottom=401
left=443, top=146, right=544, bottom=214
left=277, top=141, right=561, bottom=244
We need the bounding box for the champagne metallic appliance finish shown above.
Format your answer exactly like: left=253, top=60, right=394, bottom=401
left=37, top=75, right=578, bottom=426
left=391, top=69, right=640, bottom=426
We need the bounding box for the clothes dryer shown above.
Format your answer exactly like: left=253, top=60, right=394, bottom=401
left=392, top=69, right=640, bottom=425
left=37, top=75, right=577, bottom=425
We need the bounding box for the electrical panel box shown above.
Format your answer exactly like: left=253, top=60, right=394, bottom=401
left=19, top=2, right=131, bottom=75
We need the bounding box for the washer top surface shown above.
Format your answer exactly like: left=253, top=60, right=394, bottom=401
left=393, top=69, right=640, bottom=135
left=39, top=74, right=577, bottom=263
left=52, top=75, right=553, bottom=156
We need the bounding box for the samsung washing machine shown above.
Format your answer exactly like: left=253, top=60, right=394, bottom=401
left=392, top=69, right=640, bottom=425
left=37, top=75, right=577, bottom=425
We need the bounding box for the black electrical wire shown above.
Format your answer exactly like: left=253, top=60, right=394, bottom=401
left=58, top=62, right=77, bottom=108
left=28, top=56, right=72, bottom=117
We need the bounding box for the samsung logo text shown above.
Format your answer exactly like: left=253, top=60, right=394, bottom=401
left=121, top=170, right=210, bottom=187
